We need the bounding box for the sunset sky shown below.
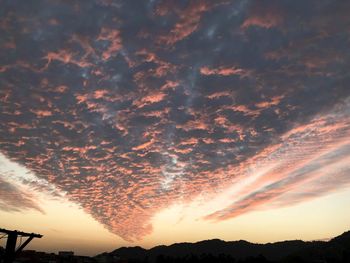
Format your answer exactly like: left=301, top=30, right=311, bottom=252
left=1, top=0, right=350, bottom=256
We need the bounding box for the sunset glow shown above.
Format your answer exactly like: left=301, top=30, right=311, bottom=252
left=1, top=0, right=350, bottom=256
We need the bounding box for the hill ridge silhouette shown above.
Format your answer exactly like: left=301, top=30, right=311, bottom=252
left=96, top=230, right=350, bottom=262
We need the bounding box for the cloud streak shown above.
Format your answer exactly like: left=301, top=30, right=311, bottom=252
left=0, top=177, right=43, bottom=213
left=205, top=108, right=350, bottom=220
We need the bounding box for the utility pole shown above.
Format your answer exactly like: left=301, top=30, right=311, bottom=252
left=0, top=228, right=42, bottom=263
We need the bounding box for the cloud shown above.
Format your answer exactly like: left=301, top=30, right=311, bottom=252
left=0, top=0, right=350, bottom=241
left=97, top=28, right=122, bottom=60
left=200, top=66, right=250, bottom=77
left=241, top=0, right=284, bottom=29
left=0, top=177, right=43, bottom=213
left=205, top=103, right=350, bottom=221
left=156, top=1, right=227, bottom=45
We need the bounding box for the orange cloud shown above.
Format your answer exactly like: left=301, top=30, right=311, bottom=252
left=97, top=28, right=122, bottom=60
left=200, top=66, right=249, bottom=77
left=30, top=109, right=53, bottom=117
left=133, top=92, right=167, bottom=108
left=44, top=49, right=92, bottom=68
left=156, top=1, right=224, bottom=45
left=132, top=139, right=155, bottom=151
left=255, top=95, right=284, bottom=109
left=241, top=1, right=284, bottom=29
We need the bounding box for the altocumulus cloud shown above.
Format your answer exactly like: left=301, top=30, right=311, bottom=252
left=0, top=0, right=350, bottom=241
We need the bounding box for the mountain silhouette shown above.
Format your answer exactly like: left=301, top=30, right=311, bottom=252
left=95, top=231, right=350, bottom=262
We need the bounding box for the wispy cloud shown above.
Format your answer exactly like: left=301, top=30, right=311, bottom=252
left=205, top=103, right=350, bottom=220
left=0, top=177, right=43, bottom=213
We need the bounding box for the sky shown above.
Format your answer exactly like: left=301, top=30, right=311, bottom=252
left=1, top=0, right=350, bottom=256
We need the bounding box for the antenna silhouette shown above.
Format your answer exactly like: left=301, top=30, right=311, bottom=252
left=0, top=228, right=42, bottom=263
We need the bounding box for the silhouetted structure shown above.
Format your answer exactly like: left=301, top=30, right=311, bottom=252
left=0, top=228, right=42, bottom=263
